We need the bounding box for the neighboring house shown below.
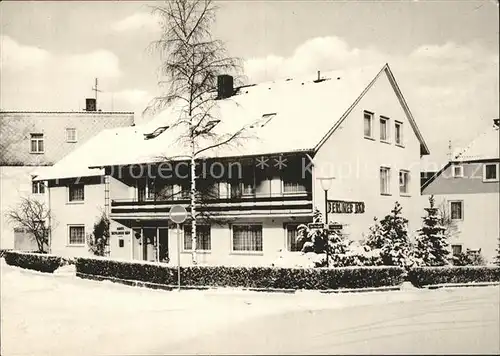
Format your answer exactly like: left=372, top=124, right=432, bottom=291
left=421, top=119, right=500, bottom=263
left=35, top=63, right=430, bottom=266
left=0, top=100, right=134, bottom=250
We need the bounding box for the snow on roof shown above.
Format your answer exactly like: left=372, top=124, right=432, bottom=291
left=454, top=124, right=499, bottom=162
left=35, top=63, right=423, bottom=181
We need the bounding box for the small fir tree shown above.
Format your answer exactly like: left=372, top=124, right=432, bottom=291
left=495, top=239, right=500, bottom=266
left=378, top=202, right=413, bottom=268
left=414, top=195, right=450, bottom=266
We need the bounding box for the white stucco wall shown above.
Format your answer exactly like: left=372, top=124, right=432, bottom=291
left=313, top=69, right=423, bottom=242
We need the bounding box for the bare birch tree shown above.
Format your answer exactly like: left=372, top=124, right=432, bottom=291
left=145, top=0, right=246, bottom=264
left=6, top=197, right=52, bottom=253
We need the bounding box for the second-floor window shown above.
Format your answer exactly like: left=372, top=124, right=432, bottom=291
left=183, top=225, right=211, bottom=251
left=380, top=167, right=391, bottom=195
left=364, top=111, right=374, bottom=138
left=450, top=201, right=463, bottom=220
left=380, top=117, right=389, bottom=142
left=32, top=181, right=45, bottom=194
left=68, top=184, right=84, bottom=202
left=66, top=128, right=77, bottom=143
left=399, top=170, right=410, bottom=195
left=483, top=163, right=499, bottom=182
left=30, top=133, right=44, bottom=153
left=452, top=164, right=464, bottom=178
left=395, top=121, right=403, bottom=146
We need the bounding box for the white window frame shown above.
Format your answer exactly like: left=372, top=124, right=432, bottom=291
left=449, top=200, right=464, bottom=221
left=183, top=224, right=211, bottom=252
left=67, top=225, right=85, bottom=246
left=483, top=163, right=499, bottom=182
left=364, top=111, right=374, bottom=139
left=395, top=121, right=403, bottom=146
left=399, top=170, right=410, bottom=195
left=451, top=244, right=463, bottom=256
left=380, top=166, right=391, bottom=195
left=32, top=181, right=45, bottom=195
left=452, top=164, right=464, bottom=178
left=66, top=128, right=77, bottom=143
left=30, top=133, right=44, bottom=154
left=379, top=116, right=390, bottom=142
left=231, top=224, right=263, bottom=254
left=68, top=184, right=85, bottom=203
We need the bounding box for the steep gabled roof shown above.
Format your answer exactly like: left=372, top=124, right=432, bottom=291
left=35, top=63, right=429, bottom=181
left=421, top=123, right=499, bottom=191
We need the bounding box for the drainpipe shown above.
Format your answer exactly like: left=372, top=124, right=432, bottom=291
left=46, top=180, right=52, bottom=254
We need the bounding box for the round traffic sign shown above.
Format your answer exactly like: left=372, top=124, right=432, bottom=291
left=169, top=205, right=187, bottom=224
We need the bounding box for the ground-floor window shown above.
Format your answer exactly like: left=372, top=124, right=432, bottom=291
left=451, top=244, right=462, bottom=256
left=68, top=225, right=85, bottom=245
left=232, top=224, right=263, bottom=252
left=183, top=224, right=211, bottom=251
left=285, top=224, right=302, bottom=252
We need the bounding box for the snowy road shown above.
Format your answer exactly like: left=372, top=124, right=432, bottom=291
left=1, top=261, right=499, bottom=355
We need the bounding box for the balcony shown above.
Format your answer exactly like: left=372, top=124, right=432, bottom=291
left=110, top=192, right=313, bottom=220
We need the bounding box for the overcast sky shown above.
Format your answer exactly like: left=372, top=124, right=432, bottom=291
left=1, top=0, right=498, bottom=165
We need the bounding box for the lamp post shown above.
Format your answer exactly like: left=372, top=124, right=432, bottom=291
left=317, top=176, right=335, bottom=267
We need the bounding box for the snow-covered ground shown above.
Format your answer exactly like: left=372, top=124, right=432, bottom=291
left=1, top=259, right=498, bottom=355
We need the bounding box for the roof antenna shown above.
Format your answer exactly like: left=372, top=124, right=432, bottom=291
left=92, top=78, right=102, bottom=109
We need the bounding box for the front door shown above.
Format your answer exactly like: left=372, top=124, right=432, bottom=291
left=158, top=228, right=169, bottom=263
left=143, top=228, right=157, bottom=261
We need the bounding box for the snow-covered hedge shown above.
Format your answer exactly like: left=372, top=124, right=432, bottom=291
left=4, top=250, right=63, bottom=273
left=408, top=266, right=500, bottom=287
left=75, top=257, right=405, bottom=290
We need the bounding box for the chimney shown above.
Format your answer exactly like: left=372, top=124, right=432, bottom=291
left=86, top=98, right=97, bottom=112
left=217, top=75, right=233, bottom=99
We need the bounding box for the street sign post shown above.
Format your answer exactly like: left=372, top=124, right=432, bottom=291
left=308, top=222, right=326, bottom=229
left=169, top=205, right=187, bottom=291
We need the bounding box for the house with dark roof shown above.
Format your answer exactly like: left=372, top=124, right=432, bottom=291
left=35, top=63, right=430, bottom=266
left=0, top=100, right=134, bottom=250
left=421, top=119, right=499, bottom=263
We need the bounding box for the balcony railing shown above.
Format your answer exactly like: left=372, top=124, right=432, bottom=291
left=110, top=192, right=313, bottom=219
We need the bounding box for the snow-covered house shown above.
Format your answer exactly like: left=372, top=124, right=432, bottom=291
left=35, top=63, right=430, bottom=266
left=421, top=120, right=499, bottom=263
left=0, top=102, right=134, bottom=251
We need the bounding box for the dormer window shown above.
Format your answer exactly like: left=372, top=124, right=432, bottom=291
left=144, top=126, right=169, bottom=140
left=250, top=113, right=276, bottom=128
left=452, top=164, right=464, bottom=178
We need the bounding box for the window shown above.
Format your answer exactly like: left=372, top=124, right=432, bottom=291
left=364, top=111, right=374, bottom=138
left=380, top=117, right=389, bottom=142
left=399, top=170, right=410, bottom=195
left=30, top=133, right=44, bottom=153
left=232, top=225, right=263, bottom=252
left=395, top=121, right=403, bottom=146
left=450, top=201, right=463, bottom=220
left=380, top=167, right=391, bottom=195
left=68, top=185, right=84, bottom=202
left=452, top=164, right=464, bottom=178
left=32, top=181, right=45, bottom=194
left=68, top=225, right=85, bottom=245
left=66, top=128, right=77, bottom=142
left=184, top=225, right=211, bottom=251
left=451, top=244, right=462, bottom=256
left=285, top=224, right=301, bottom=252
left=483, top=163, right=499, bottom=182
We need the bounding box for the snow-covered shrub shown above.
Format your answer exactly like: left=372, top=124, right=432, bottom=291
left=452, top=250, right=487, bottom=266
left=4, top=250, right=63, bottom=273
left=408, top=266, right=500, bottom=287
left=86, top=212, right=110, bottom=257
left=75, top=257, right=406, bottom=290
left=413, top=196, right=450, bottom=266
